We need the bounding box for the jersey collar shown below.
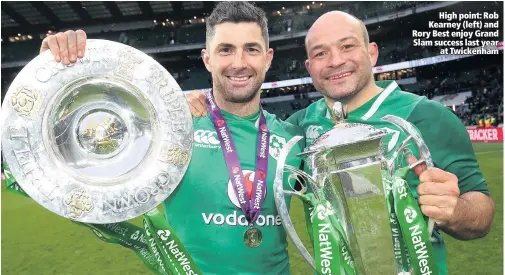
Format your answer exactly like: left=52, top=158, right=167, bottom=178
left=324, top=80, right=400, bottom=121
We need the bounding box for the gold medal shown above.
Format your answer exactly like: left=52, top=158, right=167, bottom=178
left=244, top=227, right=262, bottom=248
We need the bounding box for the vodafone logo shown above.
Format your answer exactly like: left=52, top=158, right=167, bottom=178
left=227, top=170, right=266, bottom=208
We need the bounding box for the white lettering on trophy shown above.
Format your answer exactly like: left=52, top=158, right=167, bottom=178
left=134, top=245, right=157, bottom=265
left=103, top=223, right=128, bottom=237
left=408, top=224, right=433, bottom=275
left=396, top=178, right=409, bottom=200
left=149, top=235, right=167, bottom=274
left=146, top=66, right=188, bottom=139
left=163, top=239, right=197, bottom=274
left=341, top=239, right=354, bottom=268
left=391, top=221, right=403, bottom=260
left=159, top=88, right=187, bottom=134
left=103, top=173, right=170, bottom=214
left=318, top=223, right=333, bottom=274
left=9, top=126, right=58, bottom=200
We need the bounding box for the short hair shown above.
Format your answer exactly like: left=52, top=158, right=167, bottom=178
left=351, top=14, right=370, bottom=45
left=305, top=11, right=370, bottom=55
left=206, top=1, right=269, bottom=49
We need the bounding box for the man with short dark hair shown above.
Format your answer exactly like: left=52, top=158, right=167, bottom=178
left=39, top=2, right=305, bottom=274
left=189, top=10, right=495, bottom=275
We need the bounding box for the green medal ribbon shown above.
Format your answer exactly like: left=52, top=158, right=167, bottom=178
left=2, top=163, right=200, bottom=275
left=393, top=168, right=439, bottom=275
left=311, top=200, right=357, bottom=275
left=383, top=171, right=411, bottom=273
left=80, top=221, right=165, bottom=275
left=143, top=208, right=201, bottom=275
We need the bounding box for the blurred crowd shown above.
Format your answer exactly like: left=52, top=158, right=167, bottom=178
left=1, top=1, right=502, bottom=128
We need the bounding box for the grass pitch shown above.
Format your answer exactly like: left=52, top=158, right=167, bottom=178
left=2, top=143, right=502, bottom=275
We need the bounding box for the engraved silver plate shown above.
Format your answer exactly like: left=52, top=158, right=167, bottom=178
left=1, top=39, right=193, bottom=223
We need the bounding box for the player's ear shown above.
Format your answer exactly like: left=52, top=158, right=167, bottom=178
left=368, top=42, right=379, bottom=66
left=305, top=59, right=311, bottom=75
left=202, top=49, right=212, bottom=73
left=265, top=48, right=274, bottom=71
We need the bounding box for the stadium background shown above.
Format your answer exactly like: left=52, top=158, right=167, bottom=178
left=1, top=1, right=503, bottom=274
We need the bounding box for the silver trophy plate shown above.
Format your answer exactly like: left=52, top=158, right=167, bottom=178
left=1, top=39, right=193, bottom=224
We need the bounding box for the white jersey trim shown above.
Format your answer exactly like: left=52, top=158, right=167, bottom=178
left=361, top=81, right=398, bottom=121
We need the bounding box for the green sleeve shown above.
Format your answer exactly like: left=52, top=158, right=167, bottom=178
left=407, top=99, right=489, bottom=195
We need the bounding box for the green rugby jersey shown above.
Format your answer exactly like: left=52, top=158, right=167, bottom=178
left=163, top=108, right=304, bottom=275
left=287, top=80, right=489, bottom=275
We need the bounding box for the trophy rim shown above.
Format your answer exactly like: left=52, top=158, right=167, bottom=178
left=1, top=39, right=193, bottom=223
left=298, top=123, right=390, bottom=157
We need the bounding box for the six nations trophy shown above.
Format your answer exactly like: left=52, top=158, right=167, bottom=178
left=274, top=102, right=439, bottom=275
left=1, top=39, right=201, bottom=275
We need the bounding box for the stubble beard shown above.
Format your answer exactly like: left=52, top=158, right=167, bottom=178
left=213, top=74, right=263, bottom=104
left=319, top=69, right=372, bottom=103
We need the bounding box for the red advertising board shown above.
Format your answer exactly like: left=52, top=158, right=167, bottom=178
left=467, top=127, right=503, bottom=142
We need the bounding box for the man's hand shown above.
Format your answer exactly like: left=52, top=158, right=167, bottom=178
left=40, top=30, right=87, bottom=65
left=186, top=90, right=209, bottom=117
left=409, top=155, right=460, bottom=227
left=408, top=155, right=495, bottom=240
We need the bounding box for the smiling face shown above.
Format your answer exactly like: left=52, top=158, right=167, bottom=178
left=305, top=12, right=379, bottom=102
left=202, top=22, right=273, bottom=103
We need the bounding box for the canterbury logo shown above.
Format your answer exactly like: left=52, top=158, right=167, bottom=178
left=194, top=130, right=220, bottom=148
left=306, top=125, right=323, bottom=140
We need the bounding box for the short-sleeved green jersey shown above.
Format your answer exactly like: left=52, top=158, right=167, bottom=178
left=288, top=80, right=489, bottom=275
left=163, top=108, right=304, bottom=275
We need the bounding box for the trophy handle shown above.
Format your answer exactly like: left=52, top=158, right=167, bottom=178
left=381, top=115, right=435, bottom=237
left=273, top=135, right=316, bottom=271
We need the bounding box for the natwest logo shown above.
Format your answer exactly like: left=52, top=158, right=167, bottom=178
left=227, top=170, right=266, bottom=208
left=201, top=170, right=282, bottom=227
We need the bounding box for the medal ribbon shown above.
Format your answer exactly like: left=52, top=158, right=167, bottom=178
left=383, top=170, right=412, bottom=273
left=2, top=163, right=201, bottom=275
left=205, top=90, right=269, bottom=225
left=392, top=167, right=439, bottom=275
left=310, top=199, right=358, bottom=275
